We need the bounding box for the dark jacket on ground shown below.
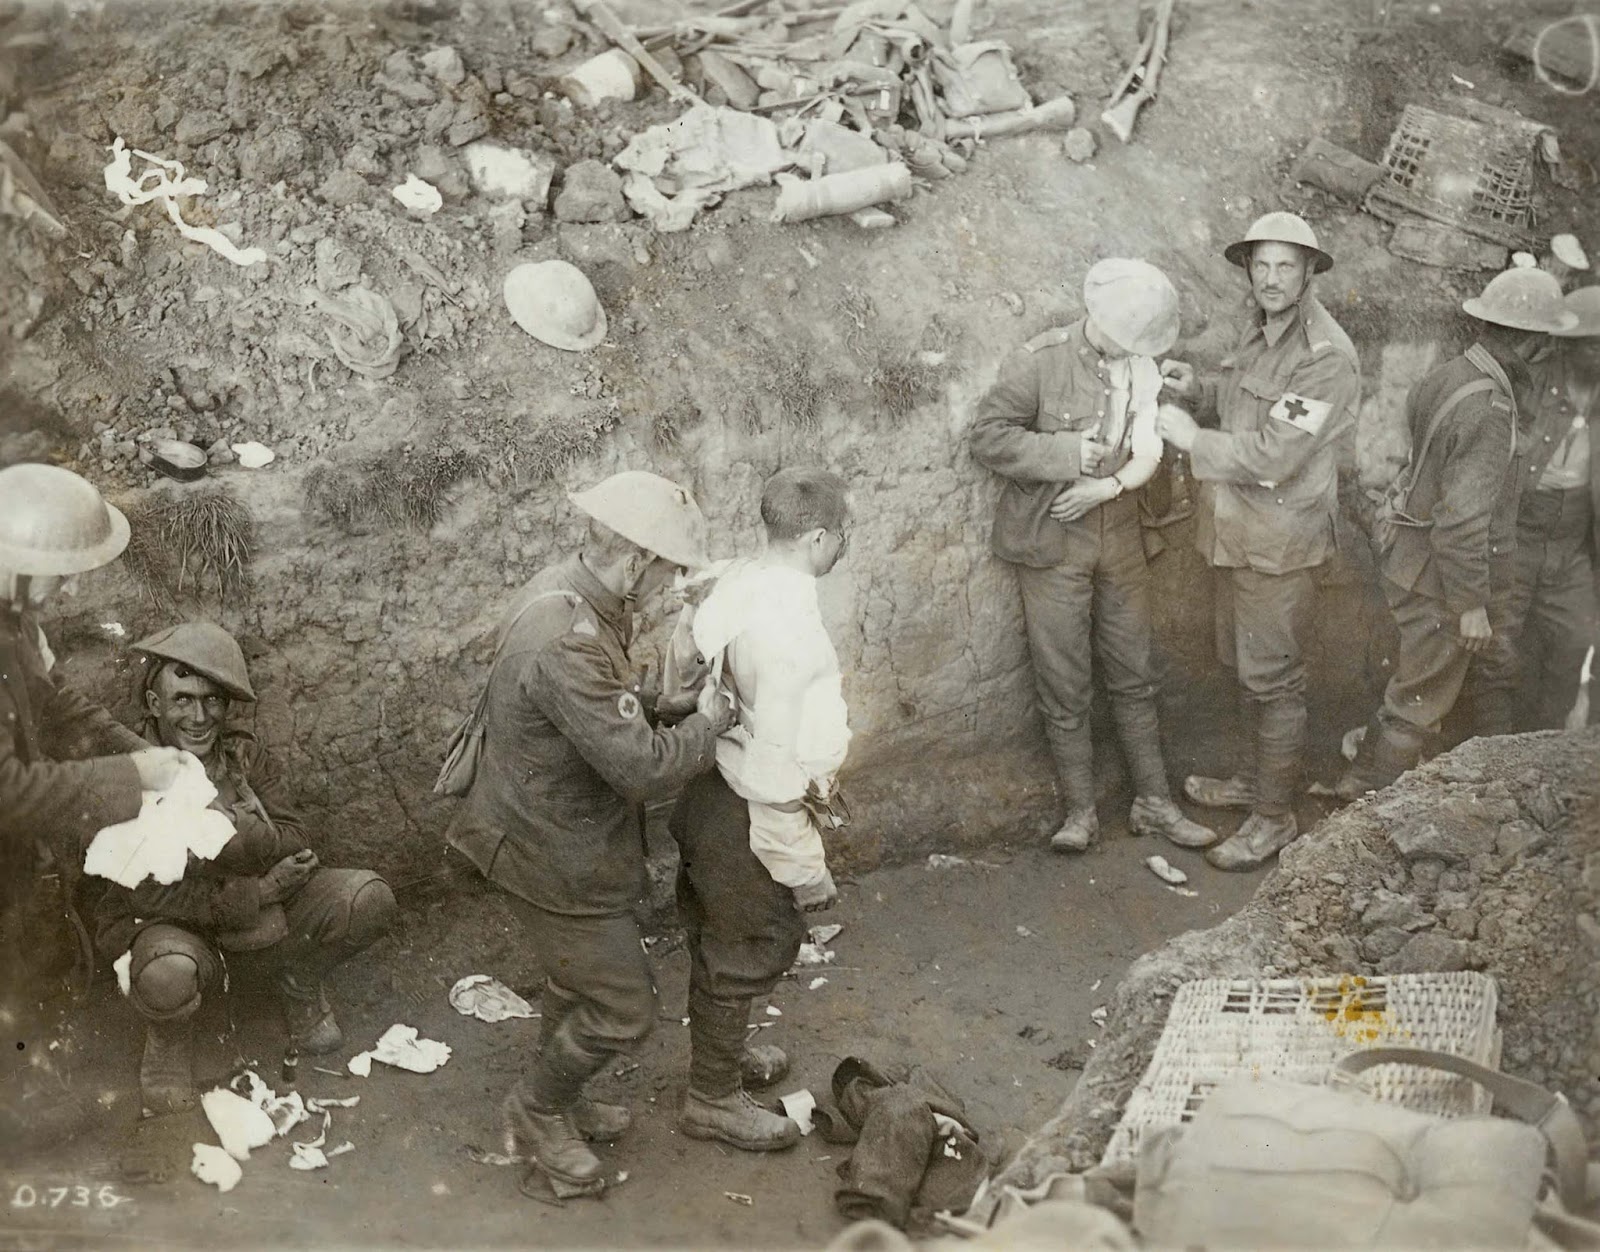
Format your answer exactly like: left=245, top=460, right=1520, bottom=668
left=1382, top=339, right=1529, bottom=616
left=970, top=319, right=1142, bottom=568
left=0, top=606, right=144, bottom=861
left=93, top=729, right=310, bottom=961
left=447, top=556, right=720, bottom=917
left=1523, top=346, right=1600, bottom=559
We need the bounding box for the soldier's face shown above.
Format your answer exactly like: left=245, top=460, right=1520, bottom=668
left=146, top=667, right=229, bottom=758
left=632, top=556, right=682, bottom=605
left=18, top=573, right=80, bottom=606
left=1249, top=242, right=1309, bottom=316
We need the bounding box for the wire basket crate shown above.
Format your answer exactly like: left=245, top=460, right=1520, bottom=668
left=1365, top=102, right=1543, bottom=249
left=1100, top=972, right=1500, bottom=1168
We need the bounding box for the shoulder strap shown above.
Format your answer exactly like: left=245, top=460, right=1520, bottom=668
left=1336, top=1047, right=1589, bottom=1211
left=472, top=589, right=581, bottom=719
left=1396, top=377, right=1498, bottom=498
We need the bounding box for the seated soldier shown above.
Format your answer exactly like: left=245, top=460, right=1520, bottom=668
left=94, top=622, right=396, bottom=1114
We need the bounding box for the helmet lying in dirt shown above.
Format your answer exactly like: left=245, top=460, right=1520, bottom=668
left=1223, top=210, right=1333, bottom=273
left=0, top=463, right=130, bottom=576
left=1552, top=286, right=1600, bottom=338
left=503, top=259, right=607, bottom=352
left=1462, top=268, right=1578, bottom=334
left=1083, top=257, right=1180, bottom=356
left=132, top=621, right=257, bottom=702
left=569, top=471, right=712, bottom=569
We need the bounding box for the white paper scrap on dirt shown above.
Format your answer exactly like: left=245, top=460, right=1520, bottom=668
left=349, top=1023, right=452, bottom=1075
left=792, top=942, right=835, bottom=968
left=808, top=977, right=828, bottom=990
left=202, top=1087, right=276, bottom=1161
left=808, top=923, right=843, bottom=945
left=103, top=138, right=267, bottom=266
left=85, top=753, right=234, bottom=888
left=449, top=974, right=537, bottom=1023
left=191, top=1142, right=243, bottom=1191
left=764, top=1004, right=782, bottom=1017
left=779, top=1089, right=815, bottom=1135
left=289, top=1142, right=328, bottom=1171
left=392, top=174, right=442, bottom=215
left=238, top=1071, right=309, bottom=1137
left=231, top=441, right=275, bottom=468
left=927, top=853, right=968, bottom=869
left=1145, top=855, right=1187, bottom=886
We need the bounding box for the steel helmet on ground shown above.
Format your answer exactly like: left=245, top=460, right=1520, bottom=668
left=131, top=621, right=257, bottom=702
left=1083, top=258, right=1181, bottom=357
left=503, top=260, right=607, bottom=352
left=0, top=463, right=130, bottom=576
left=1223, top=211, right=1334, bottom=274
left=1551, top=286, right=1600, bottom=338
left=1461, top=268, right=1578, bottom=334
left=568, top=471, right=712, bottom=569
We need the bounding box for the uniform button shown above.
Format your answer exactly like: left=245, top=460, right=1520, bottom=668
left=1276, top=497, right=1284, bottom=504
left=1545, top=436, right=1553, bottom=442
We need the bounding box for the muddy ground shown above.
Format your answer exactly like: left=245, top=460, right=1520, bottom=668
left=3, top=824, right=1260, bottom=1250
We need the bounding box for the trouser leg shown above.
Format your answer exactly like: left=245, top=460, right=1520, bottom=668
left=1372, top=580, right=1468, bottom=777
left=1467, top=540, right=1537, bottom=736
left=1015, top=550, right=1097, bottom=810
left=277, top=868, right=396, bottom=977
left=503, top=901, right=657, bottom=1112
left=1528, top=542, right=1600, bottom=727
left=1230, top=566, right=1316, bottom=814
left=1092, top=504, right=1169, bottom=800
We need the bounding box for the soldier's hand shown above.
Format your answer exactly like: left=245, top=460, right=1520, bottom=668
left=130, top=746, right=186, bottom=792
left=1080, top=437, right=1111, bottom=475
left=697, top=681, right=738, bottom=736
left=1049, top=479, right=1118, bottom=523
left=1156, top=404, right=1199, bottom=451
left=793, top=869, right=837, bottom=913
left=261, top=849, right=317, bottom=905
left=655, top=690, right=699, bottom=725
left=1458, top=607, right=1493, bottom=654
left=1159, top=359, right=1196, bottom=398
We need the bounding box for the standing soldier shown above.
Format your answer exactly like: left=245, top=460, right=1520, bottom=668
left=1337, top=270, right=1576, bottom=795
left=446, top=471, right=734, bottom=1201
left=1472, top=286, right=1600, bottom=731
left=971, top=258, right=1217, bottom=855
left=0, top=464, right=185, bottom=1152
left=1158, top=212, right=1361, bottom=871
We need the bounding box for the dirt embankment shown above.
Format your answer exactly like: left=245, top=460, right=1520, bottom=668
left=1001, top=728, right=1600, bottom=1183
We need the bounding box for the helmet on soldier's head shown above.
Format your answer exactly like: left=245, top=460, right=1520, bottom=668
left=503, top=260, right=607, bottom=352
left=131, top=621, right=256, bottom=702
left=569, top=471, right=712, bottom=569
left=1551, top=286, right=1600, bottom=339
left=1083, top=258, right=1180, bottom=356
left=0, top=463, right=130, bottom=576
left=1223, top=211, right=1334, bottom=274
left=1462, top=268, right=1577, bottom=334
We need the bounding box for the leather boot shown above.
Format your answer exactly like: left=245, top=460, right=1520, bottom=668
left=1205, top=810, right=1299, bottom=871
left=278, top=969, right=342, bottom=1055
left=1182, top=774, right=1257, bottom=809
left=1129, top=796, right=1219, bottom=849
left=502, top=1086, right=604, bottom=1194
left=1335, top=721, right=1421, bottom=802
left=1048, top=806, right=1098, bottom=853
left=538, top=985, right=630, bottom=1142
left=682, top=991, right=798, bottom=1151
left=141, top=1014, right=197, bottom=1116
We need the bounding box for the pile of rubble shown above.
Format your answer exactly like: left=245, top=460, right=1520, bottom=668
left=995, top=728, right=1600, bottom=1183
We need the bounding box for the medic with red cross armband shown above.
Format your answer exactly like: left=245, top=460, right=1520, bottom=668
left=1156, top=212, right=1361, bottom=872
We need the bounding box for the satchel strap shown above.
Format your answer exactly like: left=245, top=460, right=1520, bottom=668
left=1392, top=377, right=1497, bottom=510
left=470, top=589, right=582, bottom=723
left=1335, top=1047, right=1589, bottom=1211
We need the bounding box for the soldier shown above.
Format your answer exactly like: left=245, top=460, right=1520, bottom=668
left=1337, top=269, right=1577, bottom=796
left=1473, top=286, right=1600, bottom=731
left=669, top=467, right=853, bottom=1154
left=1158, top=212, right=1361, bottom=871
left=971, top=258, right=1217, bottom=855
left=0, top=464, right=185, bottom=1152
left=97, top=621, right=396, bottom=1114
left=447, top=471, right=735, bottom=1200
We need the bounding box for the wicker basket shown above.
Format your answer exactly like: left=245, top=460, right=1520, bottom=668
left=1101, top=972, right=1501, bottom=1168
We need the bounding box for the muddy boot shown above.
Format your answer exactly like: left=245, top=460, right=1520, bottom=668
left=1183, top=774, right=1257, bottom=809
left=1335, top=722, right=1420, bottom=803
left=140, top=1016, right=197, bottom=1116
left=1206, top=810, right=1299, bottom=872
left=502, top=1086, right=604, bottom=1196
left=741, top=1044, right=789, bottom=1091
left=537, top=984, right=630, bottom=1142
left=1048, top=806, right=1098, bottom=854
left=1129, top=796, right=1219, bottom=849
left=278, top=969, right=342, bottom=1055
left=682, top=991, right=798, bottom=1152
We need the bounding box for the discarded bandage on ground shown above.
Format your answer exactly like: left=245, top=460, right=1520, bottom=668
left=615, top=105, right=794, bottom=230
left=348, top=1024, right=452, bottom=1075
left=449, top=974, right=538, bottom=1023
left=103, top=137, right=268, bottom=266
left=191, top=1071, right=361, bottom=1187
left=84, top=752, right=234, bottom=888
left=311, top=286, right=403, bottom=380
left=814, top=1056, right=990, bottom=1232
